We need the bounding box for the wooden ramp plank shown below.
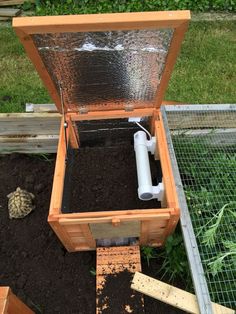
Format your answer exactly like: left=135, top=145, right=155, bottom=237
left=131, top=272, right=235, bottom=314
left=96, top=246, right=144, bottom=314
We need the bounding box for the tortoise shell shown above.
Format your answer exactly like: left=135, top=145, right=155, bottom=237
left=7, top=187, right=35, bottom=219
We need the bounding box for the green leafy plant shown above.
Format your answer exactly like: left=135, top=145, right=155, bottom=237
left=200, top=202, right=236, bottom=247
left=173, top=135, right=236, bottom=307
left=22, top=1, right=35, bottom=11
left=205, top=241, right=236, bottom=275
left=90, top=267, right=96, bottom=276
left=141, top=246, right=158, bottom=266
left=158, top=233, right=191, bottom=284
left=28, top=153, right=54, bottom=162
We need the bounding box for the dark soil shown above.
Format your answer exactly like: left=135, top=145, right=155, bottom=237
left=62, top=119, right=162, bottom=213
left=142, top=259, right=187, bottom=314
left=97, top=269, right=144, bottom=314
left=62, top=146, right=162, bottom=213
left=0, top=153, right=96, bottom=314
left=0, top=153, right=187, bottom=314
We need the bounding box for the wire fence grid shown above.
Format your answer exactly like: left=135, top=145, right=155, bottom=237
left=166, top=107, right=236, bottom=310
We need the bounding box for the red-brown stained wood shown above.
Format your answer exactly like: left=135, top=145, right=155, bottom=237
left=47, top=109, right=180, bottom=252
left=0, top=287, right=34, bottom=314
left=13, top=11, right=190, bottom=34
left=13, top=12, right=187, bottom=251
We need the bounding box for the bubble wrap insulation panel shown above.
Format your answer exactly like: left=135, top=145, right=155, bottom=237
left=32, top=29, right=173, bottom=111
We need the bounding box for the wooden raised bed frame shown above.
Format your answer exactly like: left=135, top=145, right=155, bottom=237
left=13, top=11, right=190, bottom=252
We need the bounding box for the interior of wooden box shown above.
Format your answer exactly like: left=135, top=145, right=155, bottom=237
left=51, top=110, right=178, bottom=216
left=62, top=118, right=162, bottom=213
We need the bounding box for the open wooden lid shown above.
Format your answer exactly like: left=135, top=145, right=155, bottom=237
left=13, top=11, right=190, bottom=114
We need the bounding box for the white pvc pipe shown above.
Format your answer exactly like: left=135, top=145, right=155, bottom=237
left=134, top=131, right=154, bottom=200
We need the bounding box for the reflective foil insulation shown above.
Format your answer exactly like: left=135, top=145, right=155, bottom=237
left=32, top=29, right=173, bottom=111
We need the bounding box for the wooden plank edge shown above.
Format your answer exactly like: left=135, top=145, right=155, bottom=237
left=13, top=11, right=190, bottom=34
left=0, top=16, right=10, bottom=20
left=131, top=272, right=235, bottom=314
left=0, top=8, right=21, bottom=17
left=0, top=0, right=34, bottom=6
left=25, top=101, right=183, bottom=113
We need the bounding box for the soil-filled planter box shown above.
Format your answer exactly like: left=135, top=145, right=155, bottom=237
left=47, top=110, right=180, bottom=251
left=13, top=10, right=190, bottom=252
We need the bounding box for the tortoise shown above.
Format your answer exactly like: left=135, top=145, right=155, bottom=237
left=7, top=187, right=35, bottom=219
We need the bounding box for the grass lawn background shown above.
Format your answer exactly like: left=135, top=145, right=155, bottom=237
left=0, top=20, right=235, bottom=113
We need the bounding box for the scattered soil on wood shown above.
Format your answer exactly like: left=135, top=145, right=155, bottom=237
left=97, top=269, right=144, bottom=314
left=0, top=153, right=187, bottom=313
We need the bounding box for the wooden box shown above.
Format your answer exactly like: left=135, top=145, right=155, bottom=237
left=0, top=287, right=34, bottom=314
left=13, top=11, right=190, bottom=252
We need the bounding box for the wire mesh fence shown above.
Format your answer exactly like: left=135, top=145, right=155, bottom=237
left=166, top=105, right=236, bottom=310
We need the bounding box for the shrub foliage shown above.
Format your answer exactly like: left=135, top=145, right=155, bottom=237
left=35, top=0, right=235, bottom=15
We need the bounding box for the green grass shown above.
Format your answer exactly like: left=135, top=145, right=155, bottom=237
left=0, top=27, right=51, bottom=113
left=0, top=20, right=235, bottom=113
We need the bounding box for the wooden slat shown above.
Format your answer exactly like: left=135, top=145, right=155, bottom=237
left=78, top=224, right=96, bottom=249
left=0, top=287, right=34, bottom=314
left=0, top=113, right=60, bottom=135
left=70, top=108, right=154, bottom=121
left=0, top=16, right=9, bottom=20
left=25, top=101, right=181, bottom=113
left=0, top=135, right=59, bottom=154
left=131, top=272, right=235, bottom=314
left=55, top=208, right=173, bottom=219
left=48, top=118, right=65, bottom=215
left=0, top=299, right=7, bottom=314
left=0, top=0, right=34, bottom=6
left=25, top=103, right=58, bottom=113
left=96, top=246, right=143, bottom=314
left=155, top=114, right=180, bottom=239
left=59, top=213, right=170, bottom=225
left=0, top=113, right=60, bottom=154
left=139, top=221, right=149, bottom=245
left=167, top=111, right=236, bottom=129
left=171, top=129, right=236, bottom=146
left=7, top=290, right=34, bottom=314
left=67, top=117, right=79, bottom=149
left=155, top=115, right=179, bottom=211
left=13, top=11, right=190, bottom=34
left=0, top=8, right=21, bottom=16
